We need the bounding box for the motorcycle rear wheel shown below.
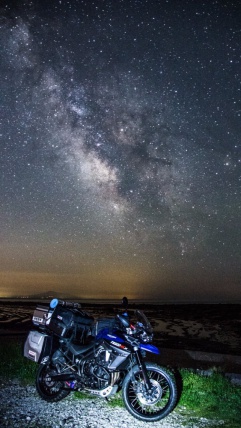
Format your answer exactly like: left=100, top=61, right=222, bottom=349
left=122, top=362, right=177, bottom=422
left=36, top=364, right=71, bottom=402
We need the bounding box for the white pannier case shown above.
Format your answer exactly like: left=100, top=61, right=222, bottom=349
left=24, top=330, right=52, bottom=363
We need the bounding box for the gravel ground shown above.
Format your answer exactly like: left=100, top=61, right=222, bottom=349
left=0, top=379, right=225, bottom=428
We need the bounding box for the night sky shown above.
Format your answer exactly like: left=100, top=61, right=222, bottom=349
left=1, top=0, right=241, bottom=302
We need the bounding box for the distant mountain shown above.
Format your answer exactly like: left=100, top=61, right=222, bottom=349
left=20, top=291, right=80, bottom=301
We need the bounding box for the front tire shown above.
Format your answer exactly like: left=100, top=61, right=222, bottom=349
left=36, top=364, right=71, bottom=402
left=122, top=363, right=177, bottom=422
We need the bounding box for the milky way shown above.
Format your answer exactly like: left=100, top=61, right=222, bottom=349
left=0, top=0, right=241, bottom=301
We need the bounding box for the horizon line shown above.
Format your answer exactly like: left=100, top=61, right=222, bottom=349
left=0, top=297, right=241, bottom=305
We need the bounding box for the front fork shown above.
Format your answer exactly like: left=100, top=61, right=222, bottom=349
left=134, top=349, right=152, bottom=390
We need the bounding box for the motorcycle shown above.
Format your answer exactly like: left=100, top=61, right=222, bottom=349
left=24, top=297, right=177, bottom=422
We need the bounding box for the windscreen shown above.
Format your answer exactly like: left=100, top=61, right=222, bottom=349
left=135, top=310, right=153, bottom=334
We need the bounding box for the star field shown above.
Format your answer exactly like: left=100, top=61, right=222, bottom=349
left=0, top=0, right=241, bottom=301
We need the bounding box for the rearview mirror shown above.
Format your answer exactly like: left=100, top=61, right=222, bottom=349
left=117, top=314, right=130, bottom=328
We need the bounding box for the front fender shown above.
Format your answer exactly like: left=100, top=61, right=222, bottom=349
left=140, top=343, right=160, bottom=354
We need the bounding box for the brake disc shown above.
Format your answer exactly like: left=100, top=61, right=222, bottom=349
left=136, top=379, right=162, bottom=405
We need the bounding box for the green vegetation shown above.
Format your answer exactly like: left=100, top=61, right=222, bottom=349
left=0, top=338, right=36, bottom=383
left=0, top=340, right=241, bottom=427
left=178, top=368, right=241, bottom=427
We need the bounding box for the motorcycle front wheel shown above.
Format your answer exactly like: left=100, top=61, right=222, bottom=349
left=122, top=362, right=177, bottom=422
left=36, top=364, right=71, bottom=402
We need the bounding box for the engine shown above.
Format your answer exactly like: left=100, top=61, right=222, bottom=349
left=81, top=346, right=112, bottom=389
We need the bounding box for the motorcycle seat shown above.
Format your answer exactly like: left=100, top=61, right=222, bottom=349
left=68, top=341, right=95, bottom=356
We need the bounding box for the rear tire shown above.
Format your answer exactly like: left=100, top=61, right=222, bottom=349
left=122, top=363, right=177, bottom=422
left=36, top=364, right=71, bottom=402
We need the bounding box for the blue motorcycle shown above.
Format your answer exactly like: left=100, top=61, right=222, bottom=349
left=24, top=298, right=177, bottom=422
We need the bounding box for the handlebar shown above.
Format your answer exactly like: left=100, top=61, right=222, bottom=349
left=49, top=298, right=81, bottom=309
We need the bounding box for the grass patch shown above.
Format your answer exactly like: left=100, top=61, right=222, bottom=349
left=74, top=390, right=97, bottom=400
left=105, top=392, right=124, bottom=408
left=178, top=368, right=241, bottom=427
left=0, top=338, right=36, bottom=384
